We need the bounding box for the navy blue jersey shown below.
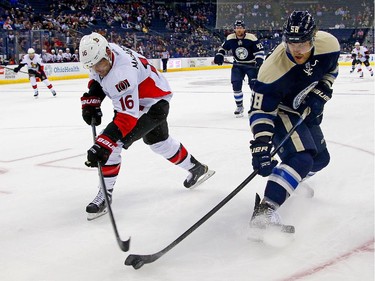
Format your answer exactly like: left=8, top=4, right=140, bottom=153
left=249, top=31, right=340, bottom=140
left=218, top=33, right=264, bottom=63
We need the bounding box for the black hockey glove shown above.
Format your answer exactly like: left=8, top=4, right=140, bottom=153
left=86, top=134, right=117, bottom=167
left=299, top=82, right=332, bottom=127
left=214, top=53, right=224, bottom=65
left=250, top=138, right=278, bottom=177
left=255, top=58, right=263, bottom=69
left=28, top=69, right=43, bottom=78
left=81, top=92, right=103, bottom=126
left=13, top=66, right=21, bottom=73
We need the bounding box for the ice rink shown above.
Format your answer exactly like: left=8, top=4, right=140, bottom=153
left=0, top=66, right=374, bottom=281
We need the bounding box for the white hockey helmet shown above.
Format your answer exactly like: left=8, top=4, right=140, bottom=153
left=27, top=48, right=35, bottom=54
left=354, top=42, right=360, bottom=46
left=79, top=32, right=111, bottom=68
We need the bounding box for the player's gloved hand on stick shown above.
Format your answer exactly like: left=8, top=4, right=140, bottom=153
left=299, top=82, right=332, bottom=127
left=86, top=135, right=117, bottom=167
left=250, top=138, right=278, bottom=177
left=81, top=92, right=103, bottom=126
left=214, top=53, right=224, bottom=65
left=255, top=58, right=263, bottom=69
left=28, top=69, right=43, bottom=78
left=13, top=66, right=21, bottom=73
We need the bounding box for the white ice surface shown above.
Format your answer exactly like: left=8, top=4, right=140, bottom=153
left=0, top=66, right=373, bottom=281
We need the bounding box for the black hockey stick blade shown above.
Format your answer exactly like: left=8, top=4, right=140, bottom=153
left=125, top=253, right=160, bottom=269
left=117, top=236, right=131, bottom=252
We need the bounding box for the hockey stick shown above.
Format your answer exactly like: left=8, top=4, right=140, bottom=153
left=2, top=65, right=29, bottom=75
left=124, top=111, right=307, bottom=269
left=224, top=61, right=258, bottom=69
left=90, top=120, right=131, bottom=252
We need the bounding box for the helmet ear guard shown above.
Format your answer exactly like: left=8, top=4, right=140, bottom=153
left=79, top=32, right=111, bottom=69
left=283, top=11, right=317, bottom=44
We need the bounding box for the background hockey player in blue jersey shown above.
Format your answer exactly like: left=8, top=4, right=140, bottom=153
left=214, top=20, right=264, bottom=117
left=247, top=11, right=340, bottom=240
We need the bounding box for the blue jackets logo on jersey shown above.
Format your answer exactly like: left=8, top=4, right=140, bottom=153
left=235, top=47, right=249, bottom=60
left=303, top=60, right=319, bottom=76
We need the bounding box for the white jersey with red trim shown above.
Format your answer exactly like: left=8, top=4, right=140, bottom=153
left=90, top=43, right=173, bottom=120
left=351, top=46, right=369, bottom=62
left=19, top=54, right=44, bottom=71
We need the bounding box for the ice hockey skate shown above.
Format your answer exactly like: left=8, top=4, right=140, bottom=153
left=86, top=188, right=113, bottom=221
left=34, top=90, right=39, bottom=98
left=51, top=89, right=57, bottom=96
left=249, top=194, right=295, bottom=247
left=234, top=106, right=244, bottom=117
left=184, top=157, right=215, bottom=189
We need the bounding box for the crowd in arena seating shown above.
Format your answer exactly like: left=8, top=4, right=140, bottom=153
left=0, top=0, right=373, bottom=64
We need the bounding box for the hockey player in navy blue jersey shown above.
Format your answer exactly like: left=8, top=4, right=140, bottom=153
left=214, top=20, right=264, bottom=117
left=247, top=11, right=340, bottom=240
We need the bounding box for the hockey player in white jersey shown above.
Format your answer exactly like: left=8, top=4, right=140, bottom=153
left=350, top=42, right=373, bottom=78
left=13, top=48, right=57, bottom=98
left=79, top=32, right=215, bottom=220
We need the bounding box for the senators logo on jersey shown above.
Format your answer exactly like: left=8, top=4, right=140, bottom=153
left=115, top=79, right=130, bottom=92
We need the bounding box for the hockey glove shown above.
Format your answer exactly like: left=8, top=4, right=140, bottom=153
left=13, top=66, right=21, bottom=73
left=299, top=82, right=332, bottom=127
left=250, top=138, right=278, bottom=177
left=81, top=92, right=103, bottom=126
left=86, top=134, right=117, bottom=167
left=28, top=69, right=42, bottom=78
left=255, top=58, right=263, bottom=69
left=214, top=53, right=224, bottom=65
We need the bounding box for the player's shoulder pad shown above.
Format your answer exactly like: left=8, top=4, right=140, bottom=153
left=226, top=33, right=237, bottom=40
left=314, top=31, right=340, bottom=55
left=244, top=33, right=258, bottom=41
left=257, top=44, right=294, bottom=84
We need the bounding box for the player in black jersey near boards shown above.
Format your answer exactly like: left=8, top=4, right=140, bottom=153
left=247, top=11, right=340, bottom=240
left=214, top=20, right=264, bottom=117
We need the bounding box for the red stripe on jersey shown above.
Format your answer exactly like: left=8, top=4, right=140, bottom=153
left=102, top=164, right=121, bottom=177
left=138, top=77, right=171, bottom=99
left=168, top=144, right=188, bottom=165
left=113, top=112, right=138, bottom=138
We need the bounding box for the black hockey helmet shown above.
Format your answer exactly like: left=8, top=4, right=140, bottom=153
left=234, top=20, right=245, bottom=28
left=283, top=11, right=316, bottom=43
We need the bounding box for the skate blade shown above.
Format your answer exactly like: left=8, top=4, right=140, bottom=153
left=87, top=208, right=108, bottom=221
left=234, top=113, right=243, bottom=118
left=188, top=169, right=215, bottom=189
left=248, top=224, right=295, bottom=247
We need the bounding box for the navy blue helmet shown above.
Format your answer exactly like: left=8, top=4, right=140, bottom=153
left=283, top=11, right=316, bottom=43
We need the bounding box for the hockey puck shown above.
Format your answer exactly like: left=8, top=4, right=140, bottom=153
left=132, top=258, right=144, bottom=270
